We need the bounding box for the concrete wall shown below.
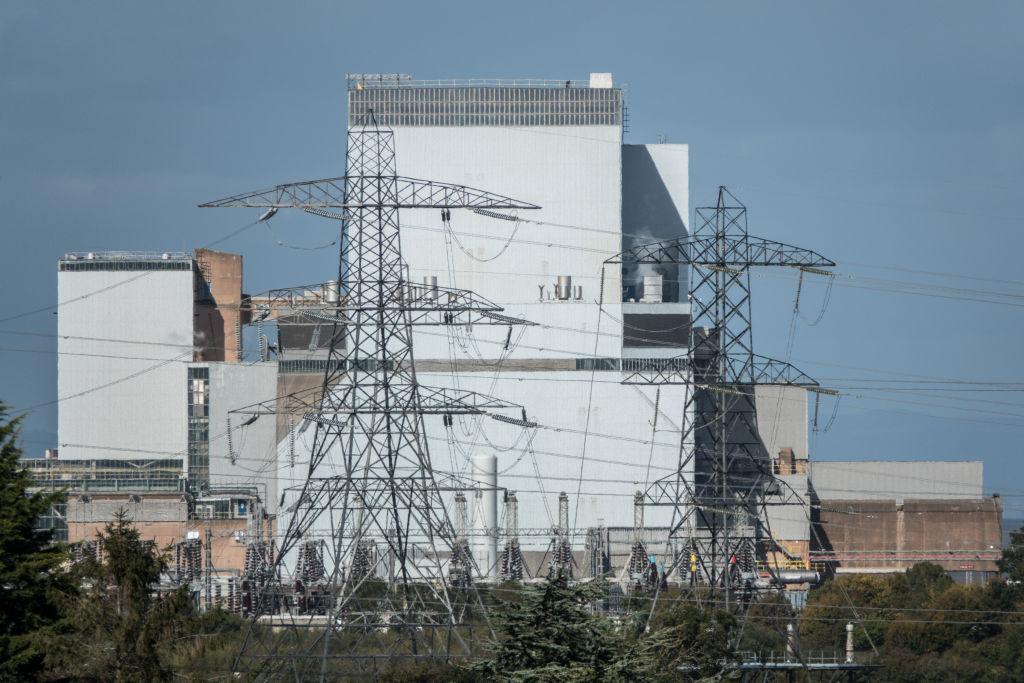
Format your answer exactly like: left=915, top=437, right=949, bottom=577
left=393, top=123, right=625, bottom=361
left=67, top=492, right=188, bottom=548
left=206, top=361, right=279, bottom=512
left=810, top=460, right=984, bottom=501
left=58, top=265, right=194, bottom=461
left=621, top=143, right=690, bottom=303
left=194, top=249, right=243, bottom=362
left=813, top=496, right=1002, bottom=573
left=756, top=386, right=809, bottom=462
left=276, top=368, right=692, bottom=555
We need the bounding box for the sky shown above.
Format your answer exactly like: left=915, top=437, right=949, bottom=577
left=2, top=1, right=1023, bottom=511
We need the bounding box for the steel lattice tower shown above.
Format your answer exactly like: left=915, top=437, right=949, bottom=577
left=201, top=112, right=539, bottom=678
left=608, top=187, right=834, bottom=607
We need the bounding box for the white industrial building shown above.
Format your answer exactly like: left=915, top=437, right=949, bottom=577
left=36, top=75, right=1004, bottom=595
left=52, top=250, right=279, bottom=512
left=45, top=75, right=819, bottom=582
left=268, top=74, right=701, bottom=579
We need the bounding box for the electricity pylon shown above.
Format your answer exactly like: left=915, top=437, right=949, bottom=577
left=607, top=187, right=834, bottom=607
left=201, top=112, right=539, bottom=679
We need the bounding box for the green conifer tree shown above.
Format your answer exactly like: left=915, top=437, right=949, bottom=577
left=0, top=403, right=73, bottom=681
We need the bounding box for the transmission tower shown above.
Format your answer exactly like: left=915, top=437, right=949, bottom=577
left=201, top=112, right=539, bottom=678
left=607, top=187, right=834, bottom=608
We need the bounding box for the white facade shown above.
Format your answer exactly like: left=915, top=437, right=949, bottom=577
left=206, top=361, right=280, bottom=511
left=382, top=83, right=692, bottom=546
left=269, top=77, right=696, bottom=565
left=55, top=252, right=280, bottom=516
left=57, top=254, right=194, bottom=462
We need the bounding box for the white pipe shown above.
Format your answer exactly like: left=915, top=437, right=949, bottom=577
left=470, top=455, right=498, bottom=579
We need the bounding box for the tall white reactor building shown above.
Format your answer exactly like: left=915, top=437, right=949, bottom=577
left=296, top=73, right=695, bottom=574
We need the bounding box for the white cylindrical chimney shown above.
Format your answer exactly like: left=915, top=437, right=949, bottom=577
left=845, top=622, right=855, bottom=663
left=470, top=455, right=499, bottom=579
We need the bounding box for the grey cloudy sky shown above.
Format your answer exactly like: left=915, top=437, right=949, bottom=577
left=2, top=1, right=1022, bottom=510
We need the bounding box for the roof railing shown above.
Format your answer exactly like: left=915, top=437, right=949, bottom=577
left=347, top=76, right=593, bottom=90
left=61, top=251, right=192, bottom=262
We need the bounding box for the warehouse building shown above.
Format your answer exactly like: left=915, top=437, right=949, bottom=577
left=810, top=460, right=1002, bottom=582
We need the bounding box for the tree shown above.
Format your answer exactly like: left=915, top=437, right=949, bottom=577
left=0, top=403, right=73, bottom=680
left=46, top=510, right=195, bottom=682
left=998, top=524, right=1024, bottom=584
left=471, top=578, right=627, bottom=682
left=627, top=602, right=738, bottom=681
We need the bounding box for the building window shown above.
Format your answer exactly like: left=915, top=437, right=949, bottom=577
left=187, top=367, right=210, bottom=491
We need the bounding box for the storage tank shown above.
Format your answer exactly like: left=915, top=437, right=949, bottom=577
left=323, top=279, right=340, bottom=304
left=555, top=275, right=572, bottom=300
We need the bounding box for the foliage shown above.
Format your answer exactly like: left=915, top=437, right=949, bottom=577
left=0, top=403, right=73, bottom=681
left=626, top=602, right=739, bottom=682
left=44, top=511, right=199, bottom=682
left=736, top=592, right=793, bottom=657
left=470, top=577, right=628, bottom=682
left=800, top=561, right=1024, bottom=682
left=998, top=524, right=1024, bottom=584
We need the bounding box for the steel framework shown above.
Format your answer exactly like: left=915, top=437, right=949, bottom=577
left=607, top=187, right=834, bottom=608
left=201, top=112, right=539, bottom=679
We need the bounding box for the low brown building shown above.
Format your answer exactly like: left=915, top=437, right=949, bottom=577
left=809, top=461, right=1002, bottom=581
left=64, top=490, right=268, bottom=576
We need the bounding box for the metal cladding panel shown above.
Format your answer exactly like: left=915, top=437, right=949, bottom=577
left=765, top=473, right=811, bottom=541
left=57, top=268, right=194, bottom=461
left=809, top=460, right=984, bottom=501
left=385, top=125, right=624, bottom=360
left=621, top=144, right=690, bottom=303
left=206, top=362, right=280, bottom=512
left=755, top=385, right=809, bottom=461
left=275, top=369, right=693, bottom=552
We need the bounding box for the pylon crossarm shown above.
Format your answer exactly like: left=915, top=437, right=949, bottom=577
left=730, top=355, right=819, bottom=386
left=415, top=386, right=524, bottom=414
left=291, top=284, right=535, bottom=326
left=620, top=354, right=817, bottom=387
left=605, top=234, right=835, bottom=268
left=199, top=175, right=540, bottom=210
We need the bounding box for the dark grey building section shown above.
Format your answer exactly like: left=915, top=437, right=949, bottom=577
left=276, top=314, right=339, bottom=355
left=621, top=145, right=689, bottom=302
left=622, top=313, right=691, bottom=347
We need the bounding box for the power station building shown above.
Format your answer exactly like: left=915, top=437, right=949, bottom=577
left=28, top=73, right=1002, bottom=588
left=274, top=73, right=697, bottom=577
left=34, top=249, right=278, bottom=573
